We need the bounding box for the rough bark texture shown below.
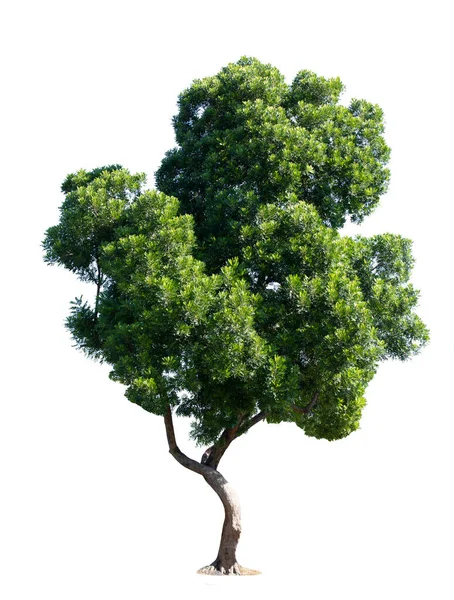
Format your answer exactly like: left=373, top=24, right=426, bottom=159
left=163, top=407, right=262, bottom=575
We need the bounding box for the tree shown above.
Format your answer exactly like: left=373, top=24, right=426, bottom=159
left=43, top=58, right=429, bottom=575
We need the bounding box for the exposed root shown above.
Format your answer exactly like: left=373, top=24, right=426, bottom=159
left=197, top=562, right=261, bottom=576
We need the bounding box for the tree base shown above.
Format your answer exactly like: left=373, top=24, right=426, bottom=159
left=197, top=562, right=261, bottom=576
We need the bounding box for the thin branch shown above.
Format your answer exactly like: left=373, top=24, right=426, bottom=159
left=237, top=410, right=267, bottom=435
left=201, top=419, right=243, bottom=470
left=202, top=410, right=267, bottom=470
left=291, top=391, right=319, bottom=415
left=94, top=258, right=102, bottom=319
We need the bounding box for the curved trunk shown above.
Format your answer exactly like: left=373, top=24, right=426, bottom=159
left=163, top=407, right=261, bottom=575
left=198, top=471, right=242, bottom=575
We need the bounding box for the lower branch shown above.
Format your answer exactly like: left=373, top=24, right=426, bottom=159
left=164, top=407, right=210, bottom=476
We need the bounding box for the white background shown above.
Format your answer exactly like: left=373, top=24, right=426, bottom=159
left=1, top=1, right=452, bottom=598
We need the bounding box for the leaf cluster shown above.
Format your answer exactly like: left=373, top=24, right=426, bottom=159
left=156, top=57, right=391, bottom=272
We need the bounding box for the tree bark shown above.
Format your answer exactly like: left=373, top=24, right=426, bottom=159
left=198, top=470, right=243, bottom=575
left=163, top=407, right=261, bottom=575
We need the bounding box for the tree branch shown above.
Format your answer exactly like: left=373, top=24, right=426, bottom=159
left=202, top=410, right=267, bottom=470
left=164, top=405, right=267, bottom=475
left=164, top=406, right=214, bottom=477
left=201, top=420, right=243, bottom=470
left=291, top=391, right=319, bottom=415
left=94, top=258, right=102, bottom=319
left=237, top=410, right=267, bottom=435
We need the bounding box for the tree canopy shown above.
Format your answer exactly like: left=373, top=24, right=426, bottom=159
left=43, top=57, right=428, bottom=445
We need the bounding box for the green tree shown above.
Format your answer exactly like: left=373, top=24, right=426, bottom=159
left=43, top=58, right=428, bottom=575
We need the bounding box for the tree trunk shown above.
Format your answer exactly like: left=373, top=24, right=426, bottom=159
left=163, top=407, right=261, bottom=575
left=197, top=471, right=243, bottom=575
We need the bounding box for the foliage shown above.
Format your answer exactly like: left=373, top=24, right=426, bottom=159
left=43, top=58, right=428, bottom=444
left=156, top=57, right=391, bottom=271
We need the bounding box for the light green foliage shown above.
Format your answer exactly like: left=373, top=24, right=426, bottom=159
left=43, top=58, right=428, bottom=444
